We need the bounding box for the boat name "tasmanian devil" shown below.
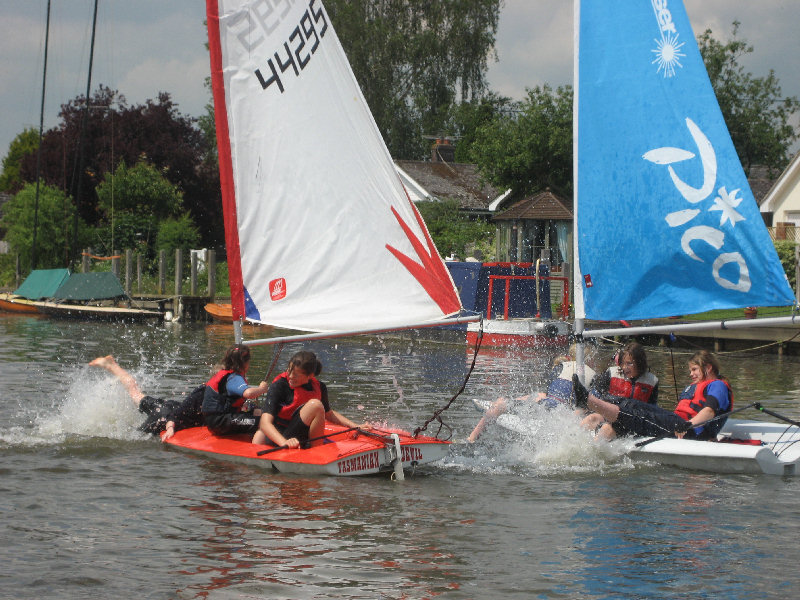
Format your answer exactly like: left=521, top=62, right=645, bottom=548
left=337, top=451, right=380, bottom=474
left=401, top=446, right=423, bottom=463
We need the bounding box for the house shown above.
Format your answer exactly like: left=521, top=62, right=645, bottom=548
left=491, top=189, right=572, bottom=265
left=760, top=151, right=800, bottom=241
left=394, top=140, right=510, bottom=219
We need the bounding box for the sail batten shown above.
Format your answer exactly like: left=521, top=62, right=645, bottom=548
left=574, top=0, right=794, bottom=322
left=206, top=0, right=462, bottom=332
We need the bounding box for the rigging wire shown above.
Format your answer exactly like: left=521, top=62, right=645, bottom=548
left=413, top=318, right=484, bottom=440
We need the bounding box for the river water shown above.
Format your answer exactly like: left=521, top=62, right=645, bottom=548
left=2, top=314, right=800, bottom=599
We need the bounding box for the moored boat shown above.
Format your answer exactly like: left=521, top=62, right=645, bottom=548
left=163, top=423, right=449, bottom=477
left=0, top=293, right=43, bottom=314
left=204, top=302, right=233, bottom=322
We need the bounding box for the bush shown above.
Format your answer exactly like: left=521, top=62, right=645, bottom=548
left=774, top=239, right=798, bottom=290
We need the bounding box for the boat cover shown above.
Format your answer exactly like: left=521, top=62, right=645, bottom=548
left=13, top=269, right=70, bottom=300
left=51, top=272, right=126, bottom=301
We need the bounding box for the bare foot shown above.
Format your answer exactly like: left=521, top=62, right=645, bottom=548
left=89, top=355, right=116, bottom=369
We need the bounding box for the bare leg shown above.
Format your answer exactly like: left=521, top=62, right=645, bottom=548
left=299, top=399, right=326, bottom=446
left=89, top=355, right=146, bottom=406
left=595, top=422, right=617, bottom=441
left=586, top=393, right=621, bottom=424
left=579, top=412, right=605, bottom=430
left=467, top=398, right=509, bottom=443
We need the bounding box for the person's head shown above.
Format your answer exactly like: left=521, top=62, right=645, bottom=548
left=286, top=350, right=322, bottom=389
left=688, top=350, right=720, bottom=383
left=222, top=345, right=251, bottom=374
left=618, top=342, right=647, bottom=380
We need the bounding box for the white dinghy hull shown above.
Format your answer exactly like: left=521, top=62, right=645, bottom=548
left=630, top=419, right=800, bottom=476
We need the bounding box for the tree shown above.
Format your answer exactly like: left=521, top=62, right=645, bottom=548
left=0, top=128, right=39, bottom=193
left=95, top=160, right=184, bottom=219
left=445, top=92, right=514, bottom=163
left=156, top=213, right=201, bottom=254
left=91, top=159, right=187, bottom=259
left=465, top=85, right=573, bottom=197
left=415, top=199, right=494, bottom=259
left=17, top=86, right=222, bottom=250
left=698, top=22, right=799, bottom=174
left=0, top=182, right=87, bottom=272
left=326, top=0, right=502, bottom=159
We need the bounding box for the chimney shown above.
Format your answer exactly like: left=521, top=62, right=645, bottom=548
left=431, top=138, right=455, bottom=163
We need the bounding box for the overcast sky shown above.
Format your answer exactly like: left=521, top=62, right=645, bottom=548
left=2, top=0, right=799, bottom=165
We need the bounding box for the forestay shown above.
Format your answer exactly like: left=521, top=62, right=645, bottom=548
left=206, top=0, right=462, bottom=332
left=574, top=0, right=795, bottom=322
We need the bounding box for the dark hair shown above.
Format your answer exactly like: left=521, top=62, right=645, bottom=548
left=222, top=345, right=251, bottom=374
left=287, top=350, right=322, bottom=376
left=619, top=342, right=648, bottom=376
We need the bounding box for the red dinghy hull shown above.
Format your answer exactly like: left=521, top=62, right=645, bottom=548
left=162, top=423, right=450, bottom=477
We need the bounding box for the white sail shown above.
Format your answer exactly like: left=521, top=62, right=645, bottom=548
left=206, top=0, right=462, bottom=332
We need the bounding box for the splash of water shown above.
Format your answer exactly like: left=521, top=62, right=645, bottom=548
left=447, top=400, right=635, bottom=476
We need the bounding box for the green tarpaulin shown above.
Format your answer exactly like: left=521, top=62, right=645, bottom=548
left=13, top=269, right=71, bottom=300
left=51, top=272, right=126, bottom=301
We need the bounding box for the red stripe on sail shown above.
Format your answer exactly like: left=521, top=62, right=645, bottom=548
left=386, top=202, right=461, bottom=316
left=206, top=0, right=245, bottom=321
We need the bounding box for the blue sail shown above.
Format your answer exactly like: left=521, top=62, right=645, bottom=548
left=575, top=0, right=794, bottom=321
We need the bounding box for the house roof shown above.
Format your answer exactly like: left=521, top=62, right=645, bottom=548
left=395, top=160, right=506, bottom=212
left=492, top=189, right=573, bottom=221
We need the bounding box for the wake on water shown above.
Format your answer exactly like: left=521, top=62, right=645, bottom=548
left=445, top=400, right=636, bottom=477
left=3, top=364, right=160, bottom=447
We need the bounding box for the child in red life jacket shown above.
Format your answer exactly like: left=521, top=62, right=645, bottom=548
left=573, top=349, right=732, bottom=440
left=251, top=350, right=370, bottom=448
left=201, top=345, right=269, bottom=436
left=580, top=342, right=659, bottom=440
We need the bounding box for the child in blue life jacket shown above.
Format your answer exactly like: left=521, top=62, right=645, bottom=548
left=201, top=345, right=269, bottom=436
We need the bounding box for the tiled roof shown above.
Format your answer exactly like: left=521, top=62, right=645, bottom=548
left=395, top=160, right=503, bottom=211
left=493, top=189, right=573, bottom=221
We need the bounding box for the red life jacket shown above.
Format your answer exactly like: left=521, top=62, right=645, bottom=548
left=201, top=369, right=245, bottom=414
left=607, top=367, right=658, bottom=404
left=674, top=378, right=733, bottom=421
left=274, top=372, right=323, bottom=420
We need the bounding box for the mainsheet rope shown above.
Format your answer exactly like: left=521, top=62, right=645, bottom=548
left=413, top=318, right=484, bottom=440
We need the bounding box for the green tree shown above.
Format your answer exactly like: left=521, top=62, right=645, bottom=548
left=698, top=22, right=799, bottom=174
left=415, top=199, right=494, bottom=259
left=156, top=213, right=201, bottom=254
left=466, top=85, right=573, bottom=197
left=445, top=92, right=514, bottom=163
left=0, top=182, right=87, bottom=271
left=95, top=160, right=184, bottom=219
left=91, top=159, right=188, bottom=261
left=326, top=0, right=502, bottom=159
left=0, top=128, right=39, bottom=193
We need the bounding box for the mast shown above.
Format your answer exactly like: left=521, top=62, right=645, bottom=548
left=31, top=0, right=52, bottom=271
left=572, top=0, right=586, bottom=379
left=69, top=0, right=99, bottom=269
